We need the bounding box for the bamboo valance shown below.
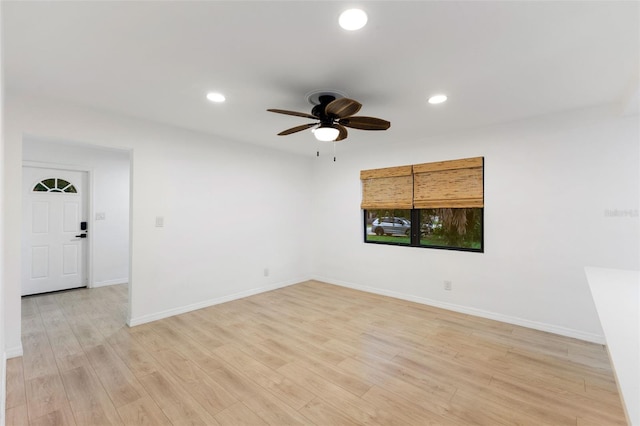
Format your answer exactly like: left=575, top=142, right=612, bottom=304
left=361, top=157, right=483, bottom=210
left=360, top=165, right=413, bottom=209
left=413, top=157, right=484, bottom=208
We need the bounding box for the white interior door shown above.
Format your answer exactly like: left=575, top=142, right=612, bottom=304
left=22, top=167, right=88, bottom=296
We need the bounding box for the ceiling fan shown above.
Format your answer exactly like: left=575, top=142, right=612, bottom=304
left=267, top=92, right=390, bottom=142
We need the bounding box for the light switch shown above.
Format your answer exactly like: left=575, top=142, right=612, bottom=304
left=155, top=216, right=164, bottom=227
left=95, top=212, right=106, bottom=221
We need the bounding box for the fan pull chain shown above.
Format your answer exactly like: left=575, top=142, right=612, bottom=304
left=333, top=142, right=336, bottom=162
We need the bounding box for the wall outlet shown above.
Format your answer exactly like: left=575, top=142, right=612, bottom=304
left=264, top=268, right=269, bottom=277
left=444, top=280, right=452, bottom=291
left=155, top=216, right=164, bottom=227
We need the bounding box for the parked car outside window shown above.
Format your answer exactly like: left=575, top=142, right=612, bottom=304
left=370, top=217, right=411, bottom=236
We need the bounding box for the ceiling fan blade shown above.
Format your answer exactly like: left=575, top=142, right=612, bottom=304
left=267, top=109, right=318, bottom=120
left=277, top=123, right=317, bottom=136
left=338, top=116, right=391, bottom=131
left=325, top=98, right=362, bottom=118
left=335, top=124, right=348, bottom=141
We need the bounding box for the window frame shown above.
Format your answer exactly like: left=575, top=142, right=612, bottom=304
left=32, top=177, right=78, bottom=194
left=363, top=208, right=484, bottom=253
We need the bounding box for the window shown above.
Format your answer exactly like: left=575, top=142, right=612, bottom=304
left=419, top=208, right=483, bottom=250
left=33, top=178, right=77, bottom=193
left=362, top=157, right=483, bottom=252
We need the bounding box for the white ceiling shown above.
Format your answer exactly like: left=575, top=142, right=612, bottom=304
left=3, top=1, right=639, bottom=156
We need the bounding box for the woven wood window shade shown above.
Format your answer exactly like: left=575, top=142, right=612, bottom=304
left=360, top=165, right=413, bottom=210
left=413, top=157, right=484, bottom=208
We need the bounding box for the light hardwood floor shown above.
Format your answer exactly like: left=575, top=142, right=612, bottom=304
left=6, top=281, right=627, bottom=425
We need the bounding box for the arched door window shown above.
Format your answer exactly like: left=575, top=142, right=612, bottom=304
left=33, top=178, right=77, bottom=193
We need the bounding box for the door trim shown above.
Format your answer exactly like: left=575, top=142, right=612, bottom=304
left=23, top=160, right=95, bottom=289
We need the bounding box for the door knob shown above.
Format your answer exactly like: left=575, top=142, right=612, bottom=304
left=75, top=233, right=87, bottom=238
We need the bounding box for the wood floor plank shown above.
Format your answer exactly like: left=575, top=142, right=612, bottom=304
left=24, top=373, right=75, bottom=423
left=146, top=348, right=237, bottom=416
left=33, top=294, right=60, bottom=314
left=6, top=357, right=27, bottom=409
left=161, top=403, right=220, bottom=426
left=29, top=408, right=77, bottom=426
left=45, top=328, right=87, bottom=373
left=299, top=397, right=363, bottom=426
left=232, top=338, right=290, bottom=370
left=21, top=331, right=59, bottom=381
left=151, top=321, right=226, bottom=374
left=40, top=308, right=71, bottom=336
left=84, top=344, right=145, bottom=408
left=337, top=355, right=455, bottom=415
left=60, top=365, right=124, bottom=425
left=391, top=349, right=493, bottom=391
left=116, top=396, right=172, bottom=426
left=127, top=327, right=173, bottom=353
left=277, top=361, right=389, bottom=426
left=206, top=366, right=312, bottom=425
left=138, top=370, right=220, bottom=425
left=322, top=335, right=400, bottom=362
left=5, top=404, right=29, bottom=426
left=362, top=385, right=459, bottom=426
left=67, top=320, right=107, bottom=350
left=163, top=314, right=226, bottom=349
left=450, top=387, right=554, bottom=425
left=291, top=355, right=373, bottom=397
left=489, top=372, right=626, bottom=425
left=213, top=344, right=316, bottom=410
left=105, top=329, right=161, bottom=378
left=9, top=282, right=628, bottom=425
left=214, top=401, right=269, bottom=426
left=21, top=297, right=39, bottom=317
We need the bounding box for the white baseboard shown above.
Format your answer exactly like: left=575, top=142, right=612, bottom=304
left=313, top=275, right=605, bottom=344
left=127, top=277, right=307, bottom=327
left=92, top=278, right=128, bottom=288
left=5, top=345, right=23, bottom=359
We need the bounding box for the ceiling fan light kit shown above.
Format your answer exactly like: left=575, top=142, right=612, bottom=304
left=313, top=125, right=341, bottom=142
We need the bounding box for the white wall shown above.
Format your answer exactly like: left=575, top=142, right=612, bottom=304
left=23, top=138, right=130, bottom=288
left=0, top=3, right=7, bottom=420
left=311, top=105, right=640, bottom=342
left=4, top=93, right=313, bottom=353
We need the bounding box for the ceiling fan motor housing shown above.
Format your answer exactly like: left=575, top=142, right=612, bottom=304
left=312, top=95, right=337, bottom=121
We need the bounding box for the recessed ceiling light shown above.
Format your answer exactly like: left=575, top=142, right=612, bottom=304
left=339, top=9, right=368, bottom=31
left=206, top=92, right=226, bottom=103
left=428, top=94, right=447, bottom=104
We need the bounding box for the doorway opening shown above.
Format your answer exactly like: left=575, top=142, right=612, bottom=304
left=21, top=136, right=132, bottom=325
